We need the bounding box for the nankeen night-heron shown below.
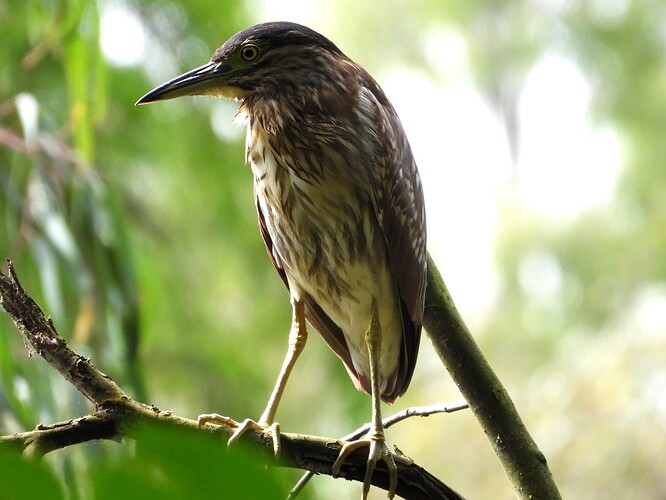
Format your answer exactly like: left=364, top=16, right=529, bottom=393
left=136, top=22, right=427, bottom=498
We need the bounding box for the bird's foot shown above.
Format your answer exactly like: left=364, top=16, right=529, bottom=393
left=332, top=435, right=407, bottom=499
left=197, top=413, right=281, bottom=457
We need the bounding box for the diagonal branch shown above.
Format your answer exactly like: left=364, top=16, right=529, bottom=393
left=0, top=260, right=124, bottom=407
left=423, top=253, right=561, bottom=499
left=0, top=261, right=464, bottom=499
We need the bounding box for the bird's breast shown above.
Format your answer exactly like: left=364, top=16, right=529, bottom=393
left=247, top=120, right=403, bottom=392
left=249, top=126, right=371, bottom=294
left=248, top=121, right=382, bottom=301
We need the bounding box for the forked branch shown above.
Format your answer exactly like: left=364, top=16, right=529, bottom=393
left=0, top=261, right=464, bottom=499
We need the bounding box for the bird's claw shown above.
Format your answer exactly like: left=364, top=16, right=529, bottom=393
left=230, top=419, right=281, bottom=458
left=197, top=413, right=281, bottom=457
left=332, top=437, right=400, bottom=499
left=392, top=444, right=414, bottom=465
left=197, top=413, right=242, bottom=429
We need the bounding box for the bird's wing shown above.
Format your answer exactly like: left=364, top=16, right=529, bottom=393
left=374, top=94, right=427, bottom=322
left=254, top=191, right=368, bottom=393
left=366, top=75, right=428, bottom=400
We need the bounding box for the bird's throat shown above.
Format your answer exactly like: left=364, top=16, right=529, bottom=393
left=217, top=85, right=248, bottom=100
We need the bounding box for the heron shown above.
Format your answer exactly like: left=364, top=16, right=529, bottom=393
left=136, top=22, right=427, bottom=498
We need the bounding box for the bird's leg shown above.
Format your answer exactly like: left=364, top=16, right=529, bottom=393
left=332, top=298, right=400, bottom=499
left=254, top=297, right=308, bottom=434
left=198, top=298, right=308, bottom=457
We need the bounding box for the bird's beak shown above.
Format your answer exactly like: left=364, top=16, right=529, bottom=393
left=135, top=61, right=244, bottom=105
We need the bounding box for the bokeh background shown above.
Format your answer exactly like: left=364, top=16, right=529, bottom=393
left=1, top=0, right=665, bottom=498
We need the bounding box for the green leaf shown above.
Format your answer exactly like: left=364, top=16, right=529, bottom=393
left=91, top=423, right=284, bottom=499
left=0, top=447, right=64, bottom=499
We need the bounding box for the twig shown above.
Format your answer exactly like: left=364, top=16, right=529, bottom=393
left=287, top=401, right=468, bottom=499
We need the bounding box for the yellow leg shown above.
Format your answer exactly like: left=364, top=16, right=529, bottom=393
left=198, top=298, right=308, bottom=456
left=257, top=297, right=308, bottom=426
left=332, top=298, right=399, bottom=499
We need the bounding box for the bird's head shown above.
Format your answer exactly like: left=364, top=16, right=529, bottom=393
left=136, top=22, right=348, bottom=105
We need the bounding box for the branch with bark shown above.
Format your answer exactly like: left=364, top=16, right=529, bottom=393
left=424, top=254, right=561, bottom=499
left=0, top=261, right=466, bottom=499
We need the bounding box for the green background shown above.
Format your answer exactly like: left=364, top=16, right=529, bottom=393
left=1, top=0, right=665, bottom=498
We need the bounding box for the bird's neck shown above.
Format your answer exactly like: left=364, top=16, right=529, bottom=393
left=238, top=93, right=305, bottom=135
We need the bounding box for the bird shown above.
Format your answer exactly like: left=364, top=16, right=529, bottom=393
left=136, top=21, right=427, bottom=499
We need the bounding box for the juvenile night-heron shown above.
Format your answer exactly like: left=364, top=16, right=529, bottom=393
left=137, top=22, right=427, bottom=498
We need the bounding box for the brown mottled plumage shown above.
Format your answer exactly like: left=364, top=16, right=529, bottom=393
left=137, top=22, right=426, bottom=498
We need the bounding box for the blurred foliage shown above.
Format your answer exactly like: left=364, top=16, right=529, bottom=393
left=0, top=422, right=283, bottom=499
left=1, top=0, right=665, bottom=499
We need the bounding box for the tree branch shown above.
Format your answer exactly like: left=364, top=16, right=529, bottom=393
left=0, top=412, right=124, bottom=459
left=423, top=253, right=561, bottom=499
left=0, top=261, right=463, bottom=499
left=1, top=253, right=562, bottom=498
left=0, top=260, right=124, bottom=407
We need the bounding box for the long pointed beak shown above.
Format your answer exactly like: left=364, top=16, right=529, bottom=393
left=135, top=62, right=234, bottom=105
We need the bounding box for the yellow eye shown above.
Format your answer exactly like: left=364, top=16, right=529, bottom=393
left=240, top=44, right=260, bottom=62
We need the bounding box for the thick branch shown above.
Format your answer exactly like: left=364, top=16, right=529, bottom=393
left=1, top=409, right=462, bottom=499
left=0, top=262, right=463, bottom=499
left=423, top=253, right=561, bottom=499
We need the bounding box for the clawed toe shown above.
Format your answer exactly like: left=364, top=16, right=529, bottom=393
left=197, top=413, right=243, bottom=429
left=332, top=437, right=399, bottom=499
left=197, top=414, right=281, bottom=457
left=229, top=419, right=281, bottom=457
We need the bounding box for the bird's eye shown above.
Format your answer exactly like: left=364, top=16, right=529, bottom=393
left=240, top=44, right=260, bottom=62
